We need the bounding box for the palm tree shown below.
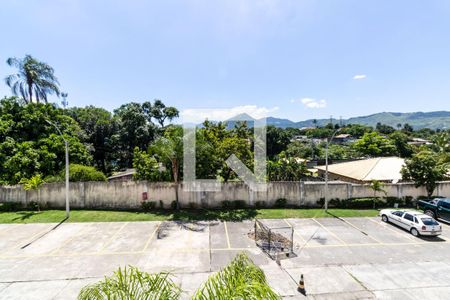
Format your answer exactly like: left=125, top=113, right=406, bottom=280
left=149, top=126, right=183, bottom=208
left=193, top=253, right=280, bottom=300
left=5, top=55, right=60, bottom=104
left=78, top=267, right=181, bottom=300
left=370, top=180, right=387, bottom=209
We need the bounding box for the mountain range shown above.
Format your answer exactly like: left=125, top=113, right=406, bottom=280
left=225, top=111, right=450, bottom=130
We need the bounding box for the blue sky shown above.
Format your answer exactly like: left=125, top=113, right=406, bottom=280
left=1, top=0, right=449, bottom=122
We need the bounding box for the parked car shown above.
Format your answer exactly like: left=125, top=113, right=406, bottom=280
left=379, top=209, right=442, bottom=237
left=417, top=198, right=450, bottom=222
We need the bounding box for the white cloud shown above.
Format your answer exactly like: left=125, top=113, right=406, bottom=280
left=180, top=105, right=279, bottom=123
left=291, top=98, right=327, bottom=109
left=353, top=74, right=367, bottom=80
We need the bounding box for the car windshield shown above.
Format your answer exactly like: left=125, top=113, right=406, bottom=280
left=421, top=218, right=439, bottom=226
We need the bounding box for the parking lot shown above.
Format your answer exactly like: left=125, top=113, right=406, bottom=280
left=2, top=216, right=450, bottom=299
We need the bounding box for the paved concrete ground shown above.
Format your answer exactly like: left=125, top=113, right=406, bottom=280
left=1, top=217, right=450, bottom=299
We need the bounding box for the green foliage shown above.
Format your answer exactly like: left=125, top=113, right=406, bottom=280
left=221, top=200, right=233, bottom=209
left=68, top=164, right=107, bottom=182
left=149, top=126, right=183, bottom=183
left=219, top=200, right=248, bottom=209
left=389, top=131, right=414, bottom=158
left=5, top=55, right=60, bottom=104
left=28, top=201, right=41, bottom=211
left=20, top=174, right=44, bottom=190
left=0, top=97, right=92, bottom=184
left=77, top=266, right=181, bottom=300
left=401, top=150, right=448, bottom=198
left=352, top=132, right=396, bottom=157
left=275, top=198, right=287, bottom=208
left=196, top=121, right=253, bottom=182
left=132, top=148, right=168, bottom=181
left=267, top=155, right=309, bottom=181
left=376, top=122, right=395, bottom=134
left=324, top=197, right=416, bottom=209
left=188, top=202, right=198, bottom=209
left=170, top=200, right=178, bottom=210
left=266, top=126, right=291, bottom=159
left=0, top=202, right=22, bottom=212
left=141, top=201, right=157, bottom=211
left=112, top=102, right=157, bottom=168
left=369, top=180, right=387, bottom=209
left=233, top=200, right=247, bottom=209
left=192, top=252, right=280, bottom=300
left=66, top=106, right=117, bottom=173
left=255, top=201, right=267, bottom=208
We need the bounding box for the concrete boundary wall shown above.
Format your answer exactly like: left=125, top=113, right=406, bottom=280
left=1, top=181, right=450, bottom=209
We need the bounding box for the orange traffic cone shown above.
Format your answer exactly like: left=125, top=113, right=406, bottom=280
left=298, top=274, right=306, bottom=295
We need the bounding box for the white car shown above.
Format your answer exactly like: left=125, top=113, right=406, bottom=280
left=379, top=209, right=442, bottom=237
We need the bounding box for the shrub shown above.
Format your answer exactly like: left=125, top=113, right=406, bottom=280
left=221, top=200, right=233, bottom=209
left=78, top=267, right=181, bottom=300
left=141, top=201, right=156, bottom=211
left=28, top=201, right=41, bottom=211
left=192, top=253, right=280, bottom=299
left=0, top=202, right=22, bottom=212
left=233, top=200, right=246, bottom=209
left=275, top=198, right=287, bottom=208
left=255, top=201, right=266, bottom=208
left=170, top=200, right=178, bottom=210
left=20, top=174, right=44, bottom=190
left=159, top=200, right=164, bottom=209
left=68, top=164, right=107, bottom=182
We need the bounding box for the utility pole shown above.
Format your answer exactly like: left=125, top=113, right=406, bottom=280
left=46, top=120, right=70, bottom=218
left=324, top=128, right=341, bottom=211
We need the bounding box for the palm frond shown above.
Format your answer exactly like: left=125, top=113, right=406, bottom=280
left=77, top=266, right=181, bottom=300
left=192, top=252, right=281, bottom=300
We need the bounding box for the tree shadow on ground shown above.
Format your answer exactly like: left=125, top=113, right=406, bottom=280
left=152, top=209, right=258, bottom=222
left=12, top=211, right=40, bottom=221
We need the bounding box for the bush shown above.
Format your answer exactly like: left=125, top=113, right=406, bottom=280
left=221, top=200, right=233, bottom=209
left=0, top=202, right=22, bottom=212
left=255, top=201, right=266, bottom=208
left=28, top=201, right=41, bottom=211
left=275, top=198, right=287, bottom=208
left=141, top=201, right=156, bottom=211
left=159, top=200, right=164, bottom=209
left=233, top=200, right=246, bottom=209
left=170, top=200, right=178, bottom=210
left=68, top=164, right=107, bottom=182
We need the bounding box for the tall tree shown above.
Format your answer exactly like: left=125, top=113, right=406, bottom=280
left=369, top=180, right=387, bottom=208
left=352, top=132, right=396, bottom=157
left=67, top=106, right=117, bottom=173
left=149, top=126, right=183, bottom=208
left=401, top=150, right=448, bottom=198
left=5, top=55, right=60, bottom=104
left=112, top=102, right=157, bottom=168
left=266, top=126, right=290, bottom=159
left=150, top=99, right=179, bottom=127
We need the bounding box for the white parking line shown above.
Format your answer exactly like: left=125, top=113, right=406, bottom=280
left=366, top=217, right=415, bottom=241
left=312, top=218, right=347, bottom=245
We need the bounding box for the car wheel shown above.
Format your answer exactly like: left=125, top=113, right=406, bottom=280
left=410, top=228, right=419, bottom=237
left=425, top=210, right=435, bottom=218
left=381, top=215, right=389, bottom=223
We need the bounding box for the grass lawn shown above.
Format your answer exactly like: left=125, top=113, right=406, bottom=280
left=0, top=208, right=379, bottom=224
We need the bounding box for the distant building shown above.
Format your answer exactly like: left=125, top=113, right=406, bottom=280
left=108, top=169, right=136, bottom=182
left=291, top=135, right=309, bottom=142
left=408, top=138, right=432, bottom=146
left=333, top=134, right=353, bottom=144
left=315, top=157, right=405, bottom=184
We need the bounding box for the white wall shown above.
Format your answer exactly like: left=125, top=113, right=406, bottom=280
left=1, top=181, right=449, bottom=209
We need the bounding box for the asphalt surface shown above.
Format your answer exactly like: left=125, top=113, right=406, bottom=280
left=1, top=216, right=450, bottom=299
